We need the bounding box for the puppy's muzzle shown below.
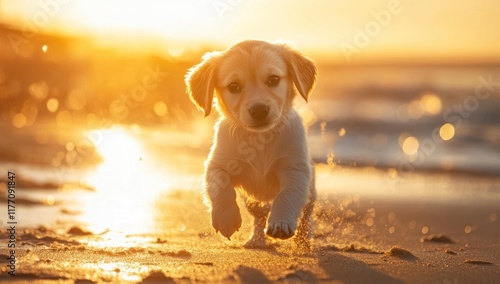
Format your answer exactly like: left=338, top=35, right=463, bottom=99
left=249, top=104, right=270, bottom=121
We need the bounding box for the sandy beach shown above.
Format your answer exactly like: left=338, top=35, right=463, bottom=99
left=1, top=168, right=499, bottom=283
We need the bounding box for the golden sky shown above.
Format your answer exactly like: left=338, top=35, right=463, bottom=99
left=2, top=0, right=500, bottom=62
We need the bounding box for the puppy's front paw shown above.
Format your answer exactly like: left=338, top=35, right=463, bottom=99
left=266, top=220, right=297, bottom=240
left=211, top=204, right=242, bottom=240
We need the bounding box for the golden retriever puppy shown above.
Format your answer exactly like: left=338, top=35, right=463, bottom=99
left=185, top=40, right=317, bottom=248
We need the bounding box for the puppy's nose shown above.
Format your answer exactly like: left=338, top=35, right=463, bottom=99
left=249, top=104, right=269, bottom=120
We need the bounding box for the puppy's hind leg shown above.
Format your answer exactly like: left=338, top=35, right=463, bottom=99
left=295, top=169, right=316, bottom=250
left=243, top=199, right=270, bottom=249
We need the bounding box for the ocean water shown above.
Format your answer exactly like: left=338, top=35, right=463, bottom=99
left=306, top=65, right=500, bottom=176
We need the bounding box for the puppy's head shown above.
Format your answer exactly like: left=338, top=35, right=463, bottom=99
left=185, top=40, right=317, bottom=132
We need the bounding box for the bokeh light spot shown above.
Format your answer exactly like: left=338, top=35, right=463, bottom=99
left=56, top=110, right=73, bottom=128
left=44, top=195, right=55, bottom=206
left=490, top=213, right=497, bottom=222
left=28, top=81, right=49, bottom=100
left=338, top=127, right=346, bottom=137
left=66, top=89, right=87, bottom=110
left=420, top=93, right=442, bottom=115
left=439, top=123, right=455, bottom=141
left=464, top=225, right=472, bottom=234
left=402, top=136, right=419, bottom=155
left=66, top=142, right=75, bottom=152
left=13, top=113, right=27, bottom=128
left=154, top=101, right=168, bottom=117
left=22, top=105, right=38, bottom=126
left=42, top=45, right=48, bottom=53
left=387, top=168, right=398, bottom=179
left=47, top=98, right=59, bottom=112
left=421, top=226, right=429, bottom=234
left=366, top=218, right=374, bottom=227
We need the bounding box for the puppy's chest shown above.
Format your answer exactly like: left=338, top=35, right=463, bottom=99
left=228, top=137, right=286, bottom=198
left=231, top=134, right=285, bottom=174
left=233, top=155, right=282, bottom=201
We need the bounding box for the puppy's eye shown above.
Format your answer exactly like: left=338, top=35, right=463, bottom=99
left=228, top=82, right=241, bottom=94
left=267, top=75, right=280, bottom=87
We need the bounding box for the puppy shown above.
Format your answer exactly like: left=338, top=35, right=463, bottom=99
left=185, top=40, right=317, bottom=248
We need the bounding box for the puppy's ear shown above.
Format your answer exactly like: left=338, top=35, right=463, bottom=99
left=185, top=52, right=220, bottom=117
left=282, top=46, right=317, bottom=102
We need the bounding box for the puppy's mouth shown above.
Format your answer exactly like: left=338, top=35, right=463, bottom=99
left=251, top=121, right=270, bottom=128
left=245, top=120, right=276, bottom=131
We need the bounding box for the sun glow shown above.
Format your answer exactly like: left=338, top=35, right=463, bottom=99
left=89, top=128, right=150, bottom=193
left=82, top=126, right=172, bottom=235
left=62, top=0, right=215, bottom=40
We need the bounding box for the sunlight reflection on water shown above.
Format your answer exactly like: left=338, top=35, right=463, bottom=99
left=85, top=126, right=173, bottom=194
left=2, top=123, right=207, bottom=237
left=80, top=126, right=180, bottom=235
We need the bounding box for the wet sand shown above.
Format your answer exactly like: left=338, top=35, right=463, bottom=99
left=1, top=186, right=498, bottom=283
